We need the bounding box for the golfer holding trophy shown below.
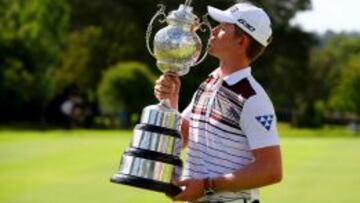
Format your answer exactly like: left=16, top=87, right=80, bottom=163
left=111, top=0, right=282, bottom=202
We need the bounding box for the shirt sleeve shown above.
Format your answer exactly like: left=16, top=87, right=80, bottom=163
left=239, top=93, right=279, bottom=150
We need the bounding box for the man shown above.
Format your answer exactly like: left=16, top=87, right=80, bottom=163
left=154, top=2, right=282, bottom=203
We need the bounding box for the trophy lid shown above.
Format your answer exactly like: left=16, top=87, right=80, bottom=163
left=166, top=4, right=199, bottom=29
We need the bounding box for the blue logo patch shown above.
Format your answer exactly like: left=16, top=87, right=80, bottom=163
left=255, top=114, right=274, bottom=131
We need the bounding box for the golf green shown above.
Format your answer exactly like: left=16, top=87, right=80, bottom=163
left=0, top=128, right=359, bottom=203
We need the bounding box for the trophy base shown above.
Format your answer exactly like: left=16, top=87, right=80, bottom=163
left=110, top=173, right=182, bottom=196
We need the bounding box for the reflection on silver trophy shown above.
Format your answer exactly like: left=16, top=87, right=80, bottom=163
left=110, top=0, right=211, bottom=196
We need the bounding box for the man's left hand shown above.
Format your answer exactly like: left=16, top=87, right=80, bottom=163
left=170, top=178, right=204, bottom=202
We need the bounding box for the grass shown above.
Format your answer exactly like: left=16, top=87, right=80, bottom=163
left=0, top=125, right=359, bottom=203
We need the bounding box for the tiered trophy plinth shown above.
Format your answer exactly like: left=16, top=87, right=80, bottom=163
left=110, top=103, right=183, bottom=196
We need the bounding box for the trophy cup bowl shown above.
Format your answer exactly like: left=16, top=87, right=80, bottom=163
left=154, top=4, right=202, bottom=76
left=110, top=0, right=211, bottom=196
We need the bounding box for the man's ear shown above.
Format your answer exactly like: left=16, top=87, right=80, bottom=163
left=236, top=35, right=250, bottom=49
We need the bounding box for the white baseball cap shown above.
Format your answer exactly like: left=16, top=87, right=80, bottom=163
left=207, top=3, right=272, bottom=47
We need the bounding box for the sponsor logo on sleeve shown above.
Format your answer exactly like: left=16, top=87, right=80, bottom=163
left=255, top=114, right=274, bottom=131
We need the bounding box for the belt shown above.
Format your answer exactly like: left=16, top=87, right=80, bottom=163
left=195, top=200, right=260, bottom=203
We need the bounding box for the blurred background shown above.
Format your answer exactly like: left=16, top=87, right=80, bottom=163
left=0, top=0, right=359, bottom=203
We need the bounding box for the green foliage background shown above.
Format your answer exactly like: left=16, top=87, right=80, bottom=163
left=97, top=61, right=156, bottom=115
left=0, top=0, right=360, bottom=127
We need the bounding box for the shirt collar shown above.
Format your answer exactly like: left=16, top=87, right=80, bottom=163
left=209, top=66, right=252, bottom=86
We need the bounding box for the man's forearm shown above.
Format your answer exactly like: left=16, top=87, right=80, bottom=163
left=181, top=118, right=189, bottom=148
left=213, top=162, right=280, bottom=192
left=212, top=146, right=282, bottom=192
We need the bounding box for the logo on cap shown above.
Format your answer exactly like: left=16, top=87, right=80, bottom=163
left=229, top=6, right=256, bottom=32
left=237, top=19, right=256, bottom=32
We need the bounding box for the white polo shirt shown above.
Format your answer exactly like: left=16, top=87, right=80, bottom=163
left=181, top=67, right=279, bottom=202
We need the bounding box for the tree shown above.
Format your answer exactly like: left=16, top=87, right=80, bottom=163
left=53, top=26, right=102, bottom=96
left=66, top=0, right=315, bottom=127
left=259, top=28, right=318, bottom=127
left=1, top=0, right=318, bottom=128
left=97, top=62, right=156, bottom=127
left=245, top=0, right=316, bottom=127
left=53, top=0, right=149, bottom=102
left=311, top=35, right=360, bottom=125
left=330, top=55, right=360, bottom=118
left=0, top=0, right=69, bottom=122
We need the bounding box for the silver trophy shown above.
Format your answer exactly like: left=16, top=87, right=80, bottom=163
left=110, top=0, right=211, bottom=196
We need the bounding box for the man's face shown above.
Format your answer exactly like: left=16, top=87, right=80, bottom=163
left=208, top=23, right=243, bottom=58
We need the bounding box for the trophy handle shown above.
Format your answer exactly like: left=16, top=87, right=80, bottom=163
left=184, top=0, right=193, bottom=6
left=192, top=14, right=212, bottom=67
left=146, top=4, right=167, bottom=57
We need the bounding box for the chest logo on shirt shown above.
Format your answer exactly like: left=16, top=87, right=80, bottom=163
left=255, top=114, right=274, bottom=131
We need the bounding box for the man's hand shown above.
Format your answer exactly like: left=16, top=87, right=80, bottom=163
left=170, top=178, right=204, bottom=202
left=154, top=73, right=181, bottom=110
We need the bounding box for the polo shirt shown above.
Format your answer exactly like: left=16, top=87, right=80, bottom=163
left=181, top=67, right=279, bottom=202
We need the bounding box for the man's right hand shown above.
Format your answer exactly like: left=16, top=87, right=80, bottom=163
left=154, top=73, right=181, bottom=110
